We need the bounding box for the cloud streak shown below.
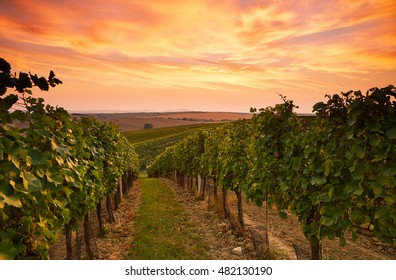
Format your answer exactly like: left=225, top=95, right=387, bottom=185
left=0, top=0, right=395, bottom=112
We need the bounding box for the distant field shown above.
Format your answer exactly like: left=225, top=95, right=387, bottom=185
left=125, top=123, right=222, bottom=170
left=124, top=123, right=219, bottom=144
left=159, top=112, right=252, bottom=121
left=79, top=111, right=251, bottom=131
left=72, top=111, right=248, bottom=170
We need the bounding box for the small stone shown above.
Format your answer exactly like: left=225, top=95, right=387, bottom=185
left=108, top=254, right=118, bottom=260
left=218, top=222, right=227, bottom=228
left=232, top=246, right=243, bottom=255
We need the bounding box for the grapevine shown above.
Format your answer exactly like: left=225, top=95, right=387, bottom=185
left=0, top=58, right=139, bottom=259
left=148, top=87, right=396, bottom=259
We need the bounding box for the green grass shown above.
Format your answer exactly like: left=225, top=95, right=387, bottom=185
left=128, top=178, right=212, bottom=260
left=124, top=123, right=220, bottom=144
left=125, top=123, right=223, bottom=170
left=133, top=132, right=194, bottom=170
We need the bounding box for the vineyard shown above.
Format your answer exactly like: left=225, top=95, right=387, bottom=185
left=126, top=123, right=222, bottom=170
left=148, top=88, right=396, bottom=259
left=0, top=58, right=139, bottom=259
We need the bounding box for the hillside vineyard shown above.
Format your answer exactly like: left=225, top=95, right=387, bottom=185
left=0, top=58, right=139, bottom=259
left=148, top=87, right=396, bottom=259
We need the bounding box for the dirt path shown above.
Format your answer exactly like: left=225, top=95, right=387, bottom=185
left=96, top=180, right=142, bottom=259
left=49, top=180, right=142, bottom=260
left=162, top=178, right=395, bottom=260
left=50, top=177, right=395, bottom=260
left=233, top=195, right=396, bottom=260
left=164, top=179, right=256, bottom=260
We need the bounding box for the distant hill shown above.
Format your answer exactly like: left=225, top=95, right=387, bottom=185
left=74, top=111, right=251, bottom=131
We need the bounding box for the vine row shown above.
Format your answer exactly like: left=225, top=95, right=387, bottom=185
left=0, top=58, right=139, bottom=259
left=148, top=86, right=396, bottom=259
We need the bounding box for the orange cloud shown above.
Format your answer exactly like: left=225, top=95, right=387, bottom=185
left=0, top=0, right=395, bottom=113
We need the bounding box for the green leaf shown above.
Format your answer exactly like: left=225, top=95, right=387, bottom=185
left=332, top=160, right=343, bottom=177
left=21, top=171, right=42, bottom=192
left=383, top=163, right=396, bottom=177
left=280, top=181, right=288, bottom=192
left=51, top=138, right=69, bottom=154
left=3, top=122, right=16, bottom=132
left=324, top=159, right=333, bottom=177
left=385, top=127, right=396, bottom=139
left=1, top=193, right=22, bottom=208
left=62, top=168, right=75, bottom=183
left=328, top=185, right=334, bottom=199
left=353, top=185, right=364, bottom=195
left=54, top=197, right=68, bottom=208
left=291, top=157, right=302, bottom=171
left=366, top=119, right=381, bottom=132
left=46, top=171, right=63, bottom=185
left=324, top=141, right=336, bottom=157
left=321, top=216, right=334, bottom=226
left=279, top=212, right=288, bottom=219
left=311, top=176, right=326, bottom=186
left=3, top=94, right=18, bottom=110
left=369, top=134, right=381, bottom=147
left=2, top=137, right=13, bottom=150
left=62, top=208, right=71, bottom=224
left=8, top=150, right=21, bottom=169
left=28, top=150, right=49, bottom=166
left=0, top=238, right=19, bottom=260
left=347, top=112, right=358, bottom=127
left=54, top=155, right=64, bottom=165
left=62, top=187, right=73, bottom=199
left=351, top=164, right=365, bottom=181
left=310, top=191, right=321, bottom=205
left=351, top=208, right=370, bottom=224
left=0, top=180, right=13, bottom=196
left=351, top=143, right=365, bottom=158
left=345, top=129, right=354, bottom=140
left=319, top=205, right=327, bottom=215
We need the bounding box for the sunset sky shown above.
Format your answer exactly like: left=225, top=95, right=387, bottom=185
left=1, top=0, right=395, bottom=113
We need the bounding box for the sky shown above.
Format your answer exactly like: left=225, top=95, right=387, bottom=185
left=0, top=0, right=395, bottom=113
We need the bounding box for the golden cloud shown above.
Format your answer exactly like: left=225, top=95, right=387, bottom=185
left=0, top=0, right=395, bottom=111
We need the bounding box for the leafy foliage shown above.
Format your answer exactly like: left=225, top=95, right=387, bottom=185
left=0, top=58, right=139, bottom=259
left=148, top=87, right=396, bottom=259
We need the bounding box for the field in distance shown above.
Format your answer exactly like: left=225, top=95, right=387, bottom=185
left=75, top=111, right=251, bottom=131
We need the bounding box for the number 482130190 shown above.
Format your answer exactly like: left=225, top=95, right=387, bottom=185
left=217, top=266, right=272, bottom=276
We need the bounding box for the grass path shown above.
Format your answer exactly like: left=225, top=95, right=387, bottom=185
left=128, top=177, right=212, bottom=260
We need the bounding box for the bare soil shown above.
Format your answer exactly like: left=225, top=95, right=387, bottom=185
left=85, top=112, right=251, bottom=131
left=226, top=190, right=396, bottom=260
left=165, top=179, right=256, bottom=260
left=165, top=177, right=395, bottom=260
left=49, top=181, right=141, bottom=260
left=159, top=112, right=251, bottom=121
